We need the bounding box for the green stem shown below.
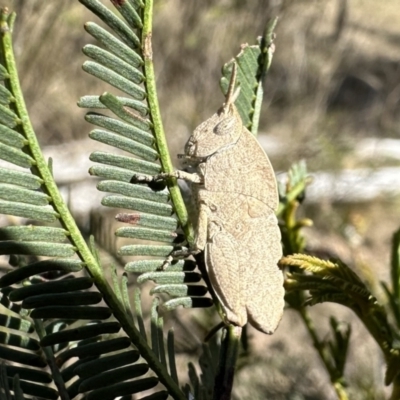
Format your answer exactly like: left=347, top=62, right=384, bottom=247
left=263, top=18, right=278, bottom=74
left=390, top=228, right=400, bottom=300
left=34, top=320, right=70, bottom=400
left=333, top=382, right=349, bottom=400
left=1, top=10, right=185, bottom=400
left=142, top=0, right=194, bottom=245
left=390, top=374, right=400, bottom=400
left=354, top=309, right=392, bottom=362
left=213, top=325, right=241, bottom=400
left=251, top=17, right=277, bottom=136
left=281, top=177, right=348, bottom=399
left=276, top=178, right=310, bottom=218
left=299, top=308, right=333, bottom=374
left=299, top=308, right=349, bottom=400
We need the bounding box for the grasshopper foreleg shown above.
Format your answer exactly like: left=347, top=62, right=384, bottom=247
left=131, top=170, right=203, bottom=184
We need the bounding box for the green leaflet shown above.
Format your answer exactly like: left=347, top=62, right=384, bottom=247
left=89, top=129, right=158, bottom=161
left=83, top=44, right=145, bottom=84
left=83, top=61, right=146, bottom=99
left=74, top=349, right=140, bottom=378
left=0, top=226, right=68, bottom=242
left=90, top=151, right=160, bottom=176
left=0, top=184, right=49, bottom=205
left=79, top=364, right=150, bottom=392
left=80, top=1, right=203, bottom=399
left=22, top=291, right=103, bottom=309
left=85, top=112, right=153, bottom=143
left=98, top=180, right=170, bottom=202
left=0, top=167, right=42, bottom=188
left=0, top=125, right=26, bottom=147
left=125, top=259, right=195, bottom=273
left=84, top=21, right=143, bottom=67
left=220, top=18, right=277, bottom=135
left=80, top=0, right=141, bottom=48
left=0, top=201, right=58, bottom=222
left=79, top=95, right=149, bottom=115
left=0, top=259, right=83, bottom=287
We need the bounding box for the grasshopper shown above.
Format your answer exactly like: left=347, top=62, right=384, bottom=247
left=135, top=64, right=284, bottom=334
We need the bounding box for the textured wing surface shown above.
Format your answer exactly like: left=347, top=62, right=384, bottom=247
left=202, top=192, right=283, bottom=332
left=244, top=212, right=284, bottom=334
left=205, top=228, right=247, bottom=327
left=204, top=127, right=279, bottom=211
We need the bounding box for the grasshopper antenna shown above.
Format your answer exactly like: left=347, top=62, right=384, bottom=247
left=224, top=62, right=240, bottom=110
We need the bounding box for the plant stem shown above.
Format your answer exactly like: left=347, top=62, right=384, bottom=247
left=299, top=308, right=349, bottom=400
left=251, top=17, right=277, bottom=136
left=390, top=374, right=400, bottom=400
left=276, top=179, right=310, bottom=217
left=34, top=320, right=71, bottom=400
left=333, top=382, right=349, bottom=400
left=141, top=0, right=194, bottom=245
left=213, top=325, right=241, bottom=400
left=1, top=9, right=185, bottom=400
left=282, top=192, right=349, bottom=399
left=390, top=228, right=400, bottom=300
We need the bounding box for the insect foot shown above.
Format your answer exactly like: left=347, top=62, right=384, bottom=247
left=176, top=63, right=284, bottom=334
left=130, top=174, right=167, bottom=191
left=158, top=247, right=198, bottom=269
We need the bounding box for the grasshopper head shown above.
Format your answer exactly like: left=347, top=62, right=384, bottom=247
left=185, top=62, right=242, bottom=159
left=184, top=104, right=242, bottom=158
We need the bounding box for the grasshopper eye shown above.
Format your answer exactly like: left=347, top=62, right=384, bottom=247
left=213, top=117, right=236, bottom=135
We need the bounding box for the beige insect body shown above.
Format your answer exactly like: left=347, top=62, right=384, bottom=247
left=181, top=66, right=284, bottom=334
left=135, top=64, right=284, bottom=334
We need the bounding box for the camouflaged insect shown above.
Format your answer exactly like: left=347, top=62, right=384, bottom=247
left=139, top=64, right=284, bottom=334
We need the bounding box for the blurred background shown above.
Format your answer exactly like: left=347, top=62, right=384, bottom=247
left=1, top=0, right=400, bottom=398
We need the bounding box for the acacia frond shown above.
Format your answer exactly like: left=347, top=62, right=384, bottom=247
left=283, top=251, right=399, bottom=380
left=220, top=18, right=277, bottom=135
left=282, top=254, right=374, bottom=308
left=285, top=272, right=332, bottom=292
left=80, top=0, right=212, bottom=315
left=304, top=292, right=354, bottom=308
left=322, top=274, right=370, bottom=299
left=282, top=254, right=370, bottom=296
left=281, top=254, right=338, bottom=273
left=186, top=339, right=219, bottom=400
left=0, top=3, right=184, bottom=399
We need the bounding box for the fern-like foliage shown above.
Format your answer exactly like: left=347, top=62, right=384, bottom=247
left=277, top=164, right=356, bottom=397
left=282, top=254, right=373, bottom=306
left=0, top=6, right=183, bottom=400
left=278, top=161, right=400, bottom=395
left=278, top=160, right=312, bottom=256
left=282, top=253, right=400, bottom=386
left=0, top=363, right=24, bottom=400
left=181, top=338, right=219, bottom=400
left=220, top=18, right=277, bottom=135
left=78, top=0, right=212, bottom=313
